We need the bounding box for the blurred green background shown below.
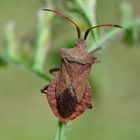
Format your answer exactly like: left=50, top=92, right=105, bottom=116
left=0, top=0, right=140, bottom=140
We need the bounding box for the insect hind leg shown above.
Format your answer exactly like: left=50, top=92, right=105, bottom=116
left=44, top=78, right=71, bottom=122
left=41, top=85, right=49, bottom=94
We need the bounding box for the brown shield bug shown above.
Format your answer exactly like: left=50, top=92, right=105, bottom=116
left=41, top=9, right=122, bottom=122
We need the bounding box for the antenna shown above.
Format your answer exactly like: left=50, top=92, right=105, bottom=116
left=84, top=24, right=122, bottom=40
left=43, top=9, right=81, bottom=39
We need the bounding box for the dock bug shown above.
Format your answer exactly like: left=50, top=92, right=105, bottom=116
left=41, top=9, right=122, bottom=122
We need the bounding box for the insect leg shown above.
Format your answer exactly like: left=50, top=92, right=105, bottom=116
left=40, top=85, right=49, bottom=94
left=94, top=58, right=101, bottom=63
left=41, top=69, right=58, bottom=94
left=90, top=46, right=102, bottom=53
left=90, top=47, right=102, bottom=64
left=49, top=67, right=59, bottom=75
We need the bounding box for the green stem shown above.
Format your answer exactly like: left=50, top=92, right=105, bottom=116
left=74, top=0, right=99, bottom=42
left=3, top=2, right=140, bottom=140
left=55, top=121, right=66, bottom=140
left=33, top=9, right=53, bottom=71
left=3, top=20, right=52, bottom=82
left=4, top=22, right=18, bottom=60
left=87, top=18, right=140, bottom=52
left=33, top=67, right=52, bottom=81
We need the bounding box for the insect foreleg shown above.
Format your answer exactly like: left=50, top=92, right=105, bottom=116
left=90, top=47, right=102, bottom=64
left=90, top=46, right=102, bottom=53
left=94, top=58, right=101, bottom=63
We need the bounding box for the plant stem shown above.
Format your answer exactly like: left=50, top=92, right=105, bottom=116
left=74, top=0, right=99, bottom=45
left=33, top=9, right=53, bottom=71
left=87, top=18, right=140, bottom=52
left=4, top=22, right=18, bottom=60
left=55, top=121, right=66, bottom=140
left=3, top=20, right=52, bottom=82
left=2, top=2, right=140, bottom=140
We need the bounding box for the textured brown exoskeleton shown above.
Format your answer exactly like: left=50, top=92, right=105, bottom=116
left=41, top=9, right=122, bottom=122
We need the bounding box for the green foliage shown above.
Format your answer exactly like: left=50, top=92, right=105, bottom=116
left=120, top=1, right=140, bottom=46
left=0, top=1, right=140, bottom=140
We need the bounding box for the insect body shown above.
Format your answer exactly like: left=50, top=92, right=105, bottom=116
left=41, top=9, right=121, bottom=122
